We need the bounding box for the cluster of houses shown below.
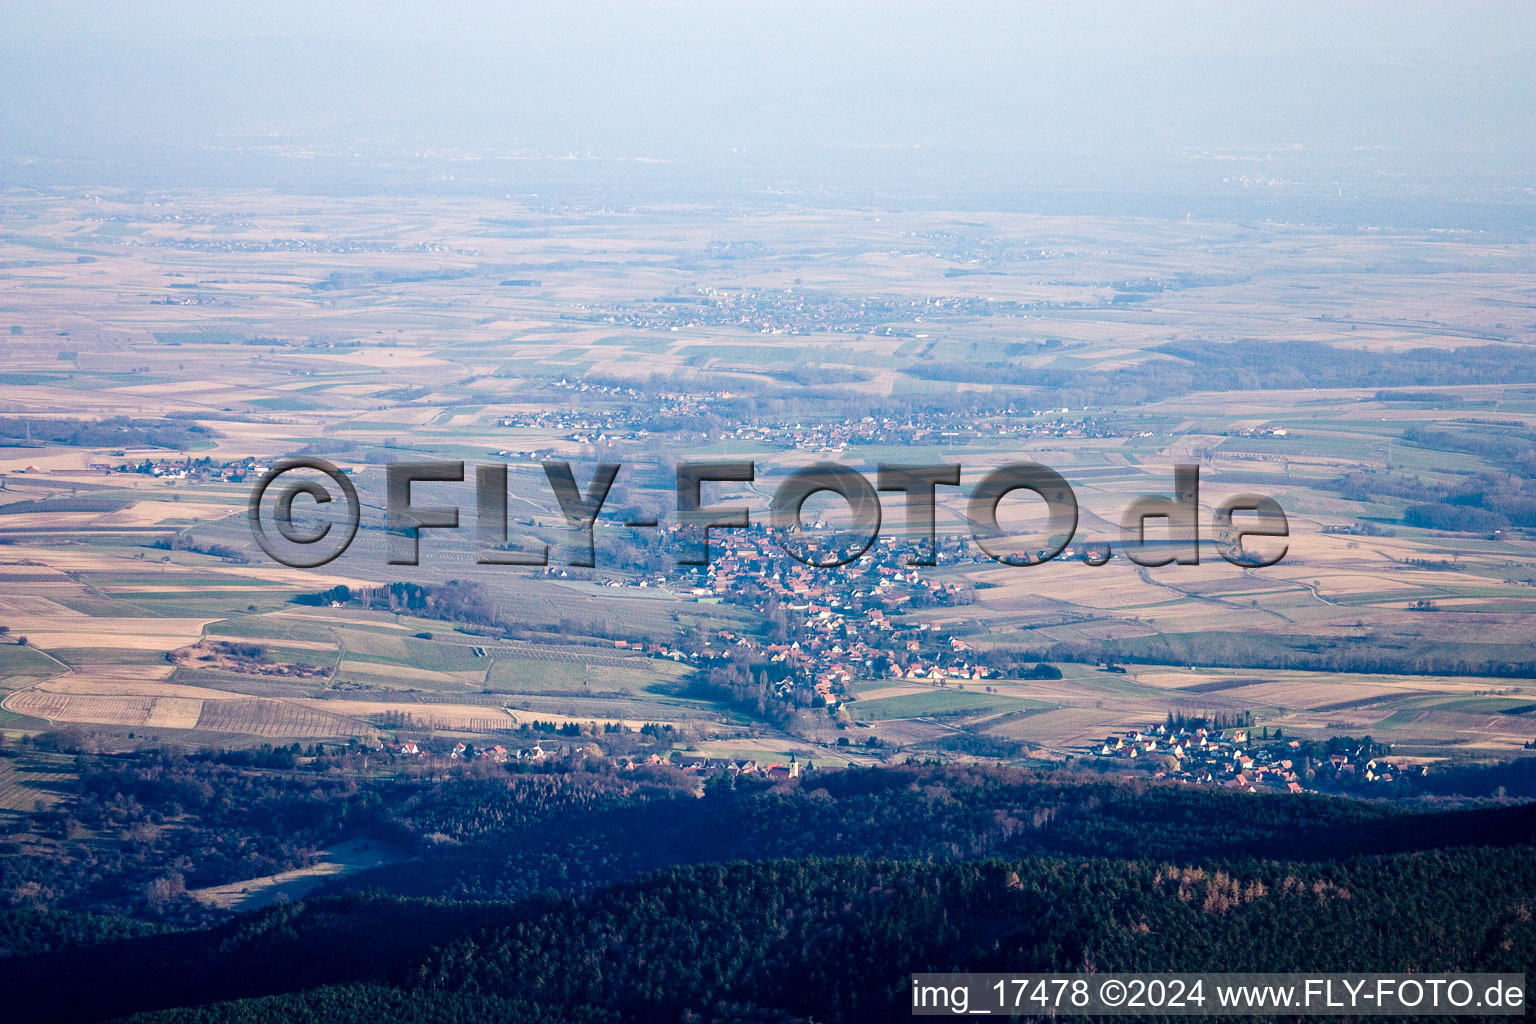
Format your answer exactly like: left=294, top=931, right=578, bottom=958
left=1319, top=749, right=1427, bottom=785
left=1097, top=723, right=1427, bottom=793
left=496, top=410, right=639, bottom=440
left=378, top=739, right=575, bottom=763
left=663, top=532, right=983, bottom=708
left=122, top=234, right=460, bottom=255
left=546, top=527, right=996, bottom=711
left=709, top=411, right=1125, bottom=454
left=572, top=286, right=1022, bottom=337
left=660, top=755, right=803, bottom=781
left=80, top=454, right=275, bottom=483
left=377, top=739, right=512, bottom=760
left=496, top=382, right=646, bottom=443
left=511, top=381, right=763, bottom=445
left=510, top=374, right=1129, bottom=454
left=1098, top=724, right=1309, bottom=792
left=372, top=736, right=806, bottom=781
left=497, top=406, right=1129, bottom=454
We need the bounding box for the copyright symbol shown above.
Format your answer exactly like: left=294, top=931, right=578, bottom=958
left=248, top=458, right=360, bottom=568
left=1099, top=979, right=1126, bottom=1007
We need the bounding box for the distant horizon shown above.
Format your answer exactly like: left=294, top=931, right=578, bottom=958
left=4, top=2, right=1534, bottom=229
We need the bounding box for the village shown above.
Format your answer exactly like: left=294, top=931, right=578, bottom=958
left=371, top=732, right=809, bottom=784
left=350, top=712, right=1427, bottom=799
left=1, top=418, right=1489, bottom=800
left=1095, top=720, right=1428, bottom=794
left=652, top=527, right=987, bottom=709
left=569, top=286, right=1035, bottom=337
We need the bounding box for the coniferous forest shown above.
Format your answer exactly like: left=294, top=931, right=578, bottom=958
left=2, top=757, right=1534, bottom=1023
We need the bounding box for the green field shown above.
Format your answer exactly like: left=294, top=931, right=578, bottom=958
left=850, top=689, right=1052, bottom=721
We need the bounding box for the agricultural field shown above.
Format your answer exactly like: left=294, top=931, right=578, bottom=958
left=1, top=190, right=1535, bottom=765
left=0, top=752, right=75, bottom=819
left=186, top=838, right=412, bottom=913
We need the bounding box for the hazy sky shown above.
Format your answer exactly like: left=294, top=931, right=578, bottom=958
left=3, top=1, right=1533, bottom=217
left=5, top=1, right=1535, bottom=53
